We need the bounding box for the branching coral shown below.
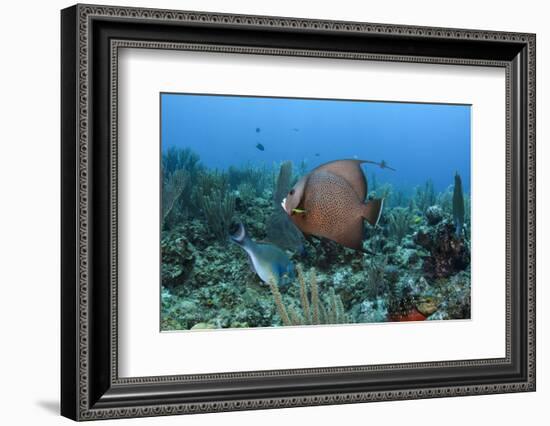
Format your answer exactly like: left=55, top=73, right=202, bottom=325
left=365, top=256, right=388, bottom=299
left=162, top=169, right=190, bottom=227
left=414, top=179, right=436, bottom=212
left=436, top=185, right=453, bottom=215
left=162, top=146, right=202, bottom=181
left=236, top=182, right=256, bottom=204
left=228, top=163, right=271, bottom=196
left=393, top=189, right=407, bottom=208
left=161, top=147, right=203, bottom=229
left=198, top=189, right=236, bottom=240
left=195, top=170, right=229, bottom=197
left=388, top=207, right=412, bottom=243
left=268, top=265, right=348, bottom=326
left=372, top=182, right=393, bottom=205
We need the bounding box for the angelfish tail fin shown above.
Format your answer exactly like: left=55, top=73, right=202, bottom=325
left=362, top=198, right=384, bottom=226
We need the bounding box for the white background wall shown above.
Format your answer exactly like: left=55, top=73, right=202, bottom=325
left=0, top=0, right=546, bottom=424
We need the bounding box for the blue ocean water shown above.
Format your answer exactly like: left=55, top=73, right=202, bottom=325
left=161, top=93, right=471, bottom=194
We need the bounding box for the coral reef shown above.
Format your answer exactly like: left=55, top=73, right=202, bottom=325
left=160, top=150, right=472, bottom=330
left=161, top=147, right=203, bottom=230
left=388, top=207, right=412, bottom=243
left=414, top=179, right=436, bottom=213
left=162, top=169, right=190, bottom=228
left=414, top=221, right=470, bottom=279
left=269, top=265, right=348, bottom=326
left=162, top=146, right=203, bottom=180
left=236, top=182, right=256, bottom=204
left=425, top=205, right=444, bottom=225
left=227, top=163, right=272, bottom=197
left=161, top=232, right=195, bottom=288
left=198, top=189, right=236, bottom=241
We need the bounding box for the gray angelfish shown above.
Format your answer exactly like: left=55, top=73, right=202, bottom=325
left=281, top=159, right=385, bottom=250
left=230, top=223, right=294, bottom=286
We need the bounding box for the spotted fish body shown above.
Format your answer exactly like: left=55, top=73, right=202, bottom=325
left=282, top=159, right=384, bottom=250
left=292, top=171, right=367, bottom=249
left=230, top=223, right=294, bottom=286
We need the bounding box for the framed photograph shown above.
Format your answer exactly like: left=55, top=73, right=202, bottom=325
left=61, top=4, right=536, bottom=421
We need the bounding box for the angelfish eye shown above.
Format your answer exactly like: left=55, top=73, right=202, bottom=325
left=289, top=189, right=295, bottom=195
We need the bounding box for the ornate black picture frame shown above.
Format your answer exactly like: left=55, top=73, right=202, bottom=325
left=61, top=4, right=536, bottom=421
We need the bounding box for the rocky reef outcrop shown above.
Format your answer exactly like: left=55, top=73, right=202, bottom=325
left=414, top=221, right=470, bottom=279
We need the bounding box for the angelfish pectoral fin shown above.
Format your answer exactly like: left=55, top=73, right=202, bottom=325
left=362, top=198, right=384, bottom=226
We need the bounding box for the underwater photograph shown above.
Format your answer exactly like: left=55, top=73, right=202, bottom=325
left=160, top=93, right=471, bottom=331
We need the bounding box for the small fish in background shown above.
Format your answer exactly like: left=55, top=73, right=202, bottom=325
left=292, top=128, right=300, bottom=132
left=453, top=171, right=465, bottom=237
left=314, top=153, right=320, bottom=157
left=230, top=223, right=294, bottom=286
left=281, top=159, right=388, bottom=250
left=255, top=143, right=265, bottom=151
left=256, top=127, right=261, bottom=133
